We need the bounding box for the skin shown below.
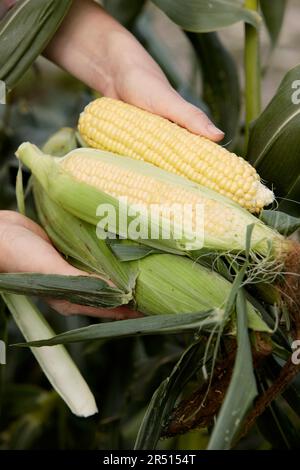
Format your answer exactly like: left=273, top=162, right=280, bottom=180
left=1, top=0, right=224, bottom=318
left=0, top=211, right=140, bottom=318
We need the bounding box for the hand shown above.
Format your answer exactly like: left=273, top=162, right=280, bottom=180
left=45, top=0, right=224, bottom=141
left=0, top=211, right=139, bottom=319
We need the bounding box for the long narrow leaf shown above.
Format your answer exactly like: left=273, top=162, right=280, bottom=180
left=13, top=310, right=221, bottom=347
left=260, top=0, right=286, bottom=47
left=208, top=290, right=257, bottom=449
left=260, top=210, right=300, bottom=236
left=247, top=65, right=300, bottom=216
left=0, top=273, right=131, bottom=308
left=134, top=341, right=208, bottom=450
left=151, top=0, right=261, bottom=32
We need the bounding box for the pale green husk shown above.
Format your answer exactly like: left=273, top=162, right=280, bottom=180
left=2, top=293, right=98, bottom=417
left=16, top=142, right=284, bottom=257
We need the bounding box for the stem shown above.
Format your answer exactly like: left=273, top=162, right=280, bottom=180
left=244, top=0, right=261, bottom=147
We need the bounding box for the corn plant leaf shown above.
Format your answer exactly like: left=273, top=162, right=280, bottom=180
left=256, top=371, right=300, bottom=450
left=103, top=0, right=146, bottom=27
left=247, top=65, right=300, bottom=216
left=0, top=273, right=131, bottom=308
left=151, top=0, right=261, bottom=32
left=260, top=0, right=286, bottom=47
left=260, top=210, right=300, bottom=236
left=279, top=178, right=300, bottom=216
left=281, top=381, right=300, bottom=418
left=257, top=400, right=300, bottom=449
left=0, top=0, right=73, bottom=90
left=14, top=310, right=220, bottom=347
left=134, top=341, right=208, bottom=450
left=264, top=356, right=300, bottom=417
left=208, top=290, right=257, bottom=450
left=187, top=32, right=240, bottom=146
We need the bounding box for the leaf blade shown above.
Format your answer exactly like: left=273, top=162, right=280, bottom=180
left=247, top=65, right=300, bottom=216
left=14, top=310, right=221, bottom=347
left=151, top=0, right=261, bottom=32
left=208, top=290, right=257, bottom=449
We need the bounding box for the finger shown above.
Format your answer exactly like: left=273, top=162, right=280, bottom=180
left=0, top=222, right=111, bottom=283
left=0, top=211, right=51, bottom=243
left=0, top=220, right=136, bottom=319
left=151, top=88, right=224, bottom=142
left=47, top=299, right=142, bottom=319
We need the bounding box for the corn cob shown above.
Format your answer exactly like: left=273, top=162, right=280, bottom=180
left=32, top=182, right=270, bottom=332
left=16, top=142, right=300, bottom=321
left=78, top=97, right=274, bottom=213
left=16, top=143, right=282, bottom=257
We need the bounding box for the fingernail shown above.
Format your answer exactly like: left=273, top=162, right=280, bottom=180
left=206, top=123, right=224, bottom=136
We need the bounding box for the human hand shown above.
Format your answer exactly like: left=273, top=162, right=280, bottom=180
left=0, top=211, right=139, bottom=319
left=45, top=0, right=224, bottom=142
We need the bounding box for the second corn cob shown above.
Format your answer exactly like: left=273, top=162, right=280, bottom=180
left=33, top=181, right=269, bottom=332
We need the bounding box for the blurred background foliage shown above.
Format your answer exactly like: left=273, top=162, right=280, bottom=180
left=0, top=0, right=300, bottom=450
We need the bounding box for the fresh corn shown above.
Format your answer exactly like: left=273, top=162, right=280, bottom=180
left=16, top=143, right=283, bottom=258
left=32, top=182, right=270, bottom=332
left=78, top=97, right=274, bottom=213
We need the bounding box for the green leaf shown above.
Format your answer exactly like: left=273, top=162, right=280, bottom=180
left=260, top=0, right=286, bottom=47
left=264, top=356, right=300, bottom=417
left=151, top=0, right=261, bottom=32
left=255, top=370, right=300, bottom=449
left=260, top=210, right=300, bottom=236
left=14, top=310, right=220, bottom=347
left=134, top=341, right=208, bottom=450
left=0, top=273, right=131, bottom=308
left=0, top=0, right=73, bottom=90
left=103, top=0, right=146, bottom=27
left=247, top=65, right=300, bottom=216
left=187, top=32, right=240, bottom=146
left=257, top=400, right=300, bottom=449
left=208, top=290, right=257, bottom=449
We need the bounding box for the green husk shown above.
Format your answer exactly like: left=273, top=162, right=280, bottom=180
left=33, top=181, right=136, bottom=292
left=42, top=128, right=78, bottom=157
left=16, top=142, right=284, bottom=258
left=32, top=181, right=270, bottom=332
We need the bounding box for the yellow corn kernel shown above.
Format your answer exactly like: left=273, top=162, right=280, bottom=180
left=78, top=97, right=274, bottom=213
